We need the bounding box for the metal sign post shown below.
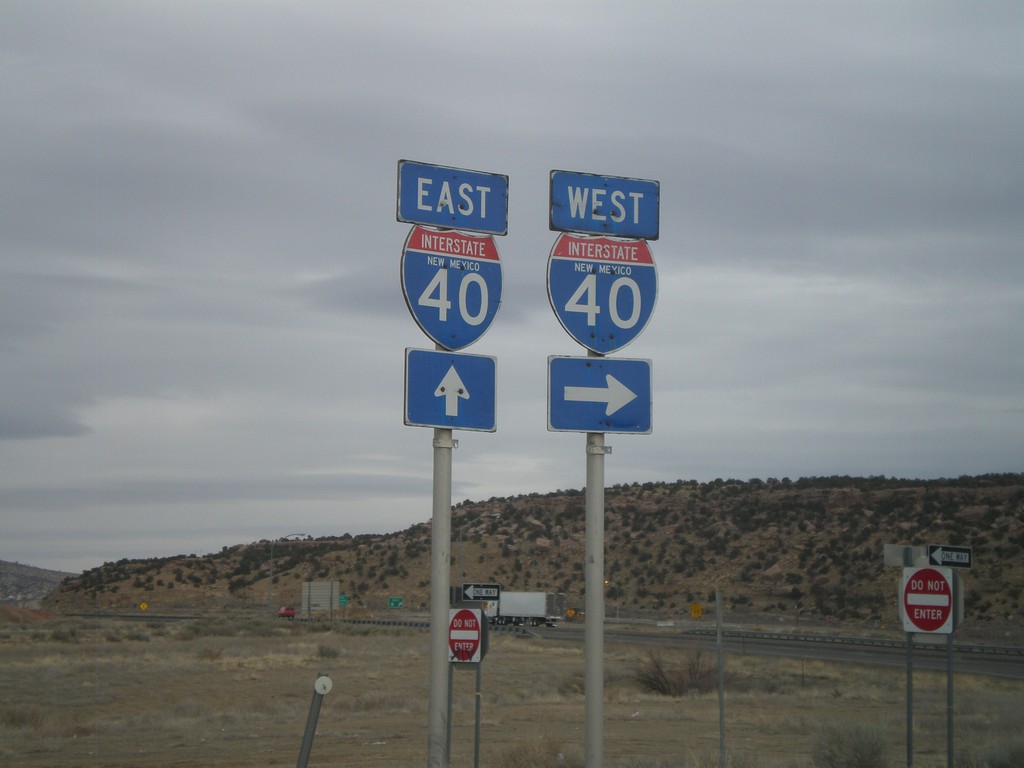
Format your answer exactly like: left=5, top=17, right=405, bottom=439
left=584, top=429, right=607, bottom=768
left=887, top=544, right=967, bottom=768
left=296, top=675, right=332, bottom=768
left=906, top=632, right=914, bottom=768
left=546, top=170, right=659, bottom=768
left=445, top=609, right=488, bottom=768
left=397, top=160, right=507, bottom=768
left=716, top=587, right=726, bottom=768
left=428, top=428, right=455, bottom=767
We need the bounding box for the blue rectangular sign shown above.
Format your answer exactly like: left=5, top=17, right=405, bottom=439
left=550, top=170, right=659, bottom=240
left=398, top=160, right=509, bottom=235
left=405, top=348, right=496, bottom=432
left=548, top=356, right=652, bottom=433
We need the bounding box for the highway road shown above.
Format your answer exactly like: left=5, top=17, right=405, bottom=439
left=535, top=624, right=1024, bottom=680
left=75, top=611, right=1024, bottom=680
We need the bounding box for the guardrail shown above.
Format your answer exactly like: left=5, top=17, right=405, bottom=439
left=65, top=612, right=201, bottom=622
left=63, top=612, right=533, bottom=636
left=678, top=628, right=1024, bottom=657
left=342, top=617, right=531, bottom=636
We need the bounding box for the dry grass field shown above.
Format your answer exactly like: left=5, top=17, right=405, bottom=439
left=1, top=609, right=1022, bottom=768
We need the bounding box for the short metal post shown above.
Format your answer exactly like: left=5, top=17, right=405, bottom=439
left=474, top=663, right=482, bottom=768
left=446, top=662, right=453, bottom=760
left=297, top=675, right=331, bottom=768
left=946, top=633, right=954, bottom=768
left=906, top=634, right=913, bottom=768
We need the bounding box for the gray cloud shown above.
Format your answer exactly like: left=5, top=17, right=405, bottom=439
left=2, top=1, right=1021, bottom=572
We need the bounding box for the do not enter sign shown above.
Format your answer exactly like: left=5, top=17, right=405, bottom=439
left=901, top=566, right=954, bottom=634
left=449, top=608, right=484, bottom=663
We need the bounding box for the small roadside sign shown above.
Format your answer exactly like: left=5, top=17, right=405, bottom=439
left=928, top=544, right=972, bottom=569
left=388, top=596, right=404, bottom=609
left=449, top=608, right=484, bottom=663
left=690, top=603, right=702, bottom=620
left=462, top=583, right=500, bottom=601
left=901, top=567, right=954, bottom=633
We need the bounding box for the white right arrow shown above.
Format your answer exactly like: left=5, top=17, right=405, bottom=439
left=435, top=365, right=469, bottom=416
left=564, top=374, right=637, bottom=416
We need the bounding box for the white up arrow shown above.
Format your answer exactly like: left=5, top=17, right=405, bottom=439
left=435, top=365, right=469, bottom=416
left=564, top=374, right=637, bottom=416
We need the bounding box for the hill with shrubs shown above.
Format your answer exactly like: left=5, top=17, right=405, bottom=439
left=43, top=474, right=1024, bottom=633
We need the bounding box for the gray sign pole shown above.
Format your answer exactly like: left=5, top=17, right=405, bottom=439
left=906, top=633, right=913, bottom=768
left=428, top=426, right=455, bottom=768
left=716, top=587, right=726, bottom=768
left=946, top=633, right=954, bottom=768
left=584, top=430, right=606, bottom=768
left=474, top=663, right=483, bottom=768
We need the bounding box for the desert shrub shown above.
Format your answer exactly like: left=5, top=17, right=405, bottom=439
left=175, top=617, right=237, bottom=639
left=635, top=649, right=715, bottom=697
left=49, top=627, right=78, bottom=643
left=812, top=723, right=887, bottom=768
left=494, top=734, right=582, bottom=768
left=2, top=704, right=45, bottom=729
left=317, top=644, right=340, bottom=659
left=195, top=646, right=223, bottom=661
left=557, top=671, right=585, bottom=696
left=967, top=741, right=1024, bottom=768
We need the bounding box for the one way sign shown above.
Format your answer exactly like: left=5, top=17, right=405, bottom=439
left=462, top=583, right=500, bottom=601
left=928, top=544, right=972, bottom=569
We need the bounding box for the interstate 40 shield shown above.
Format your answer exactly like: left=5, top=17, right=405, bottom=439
left=401, top=225, right=502, bottom=351
left=547, top=232, right=657, bottom=355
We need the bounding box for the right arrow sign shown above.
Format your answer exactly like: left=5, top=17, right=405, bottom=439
left=548, top=356, right=652, bottom=433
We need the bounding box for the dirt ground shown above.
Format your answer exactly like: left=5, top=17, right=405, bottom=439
left=1, top=609, right=1021, bottom=767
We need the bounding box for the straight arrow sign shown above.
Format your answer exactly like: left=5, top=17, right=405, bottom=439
left=435, top=365, right=469, bottom=416
left=405, top=348, right=496, bottom=432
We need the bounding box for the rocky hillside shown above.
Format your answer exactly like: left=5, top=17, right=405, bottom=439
left=43, top=474, right=1024, bottom=630
left=1, top=560, right=74, bottom=605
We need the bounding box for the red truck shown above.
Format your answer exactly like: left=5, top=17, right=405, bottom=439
left=277, top=605, right=296, bottom=619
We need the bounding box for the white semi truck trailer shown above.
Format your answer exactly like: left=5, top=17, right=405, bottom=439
left=491, top=591, right=567, bottom=627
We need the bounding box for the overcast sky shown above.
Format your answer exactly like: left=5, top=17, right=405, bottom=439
left=2, top=2, right=1022, bottom=574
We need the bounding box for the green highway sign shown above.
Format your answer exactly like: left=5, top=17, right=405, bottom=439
left=338, top=594, right=349, bottom=607
left=388, top=596, right=404, bottom=609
